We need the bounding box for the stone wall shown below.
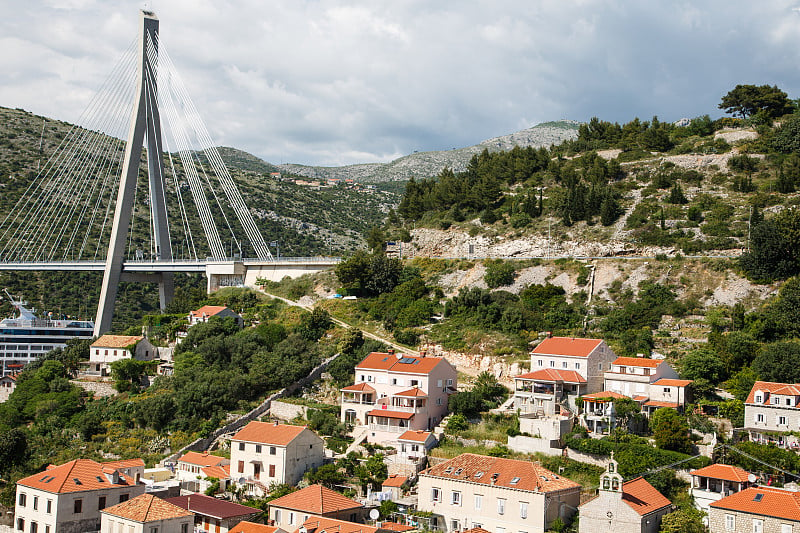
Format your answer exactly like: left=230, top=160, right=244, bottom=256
left=269, top=400, right=309, bottom=422
left=507, top=435, right=562, bottom=455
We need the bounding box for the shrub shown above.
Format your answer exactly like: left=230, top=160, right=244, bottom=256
left=484, top=260, right=516, bottom=288
left=446, top=414, right=469, bottom=432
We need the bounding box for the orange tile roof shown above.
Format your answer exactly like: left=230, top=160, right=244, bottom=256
left=102, top=494, right=193, bottom=522
left=461, top=529, right=490, bottom=533
left=340, top=383, right=376, bottom=393
left=532, top=337, right=603, bottom=357
left=395, top=388, right=427, bottom=397
left=711, top=486, right=800, bottom=521
left=190, top=305, right=232, bottom=318
left=91, top=335, right=143, bottom=348
left=746, top=381, right=800, bottom=405
left=17, top=459, right=137, bottom=494
left=382, top=475, right=407, bottom=488
left=398, top=430, right=432, bottom=442
left=356, top=352, right=451, bottom=375
left=229, top=522, right=280, bottom=533
left=178, top=451, right=228, bottom=468
left=582, top=391, right=628, bottom=400
left=103, top=458, right=145, bottom=470
left=515, top=368, right=586, bottom=383
left=166, top=494, right=259, bottom=519
left=633, top=395, right=649, bottom=402
left=620, top=477, right=672, bottom=516
left=201, top=465, right=230, bottom=479
left=691, top=464, right=752, bottom=483
left=653, top=378, right=693, bottom=387
left=367, top=409, right=414, bottom=420
left=377, top=523, right=414, bottom=532
left=300, top=516, right=381, bottom=533
left=232, top=421, right=307, bottom=445
left=612, top=356, right=662, bottom=368
left=422, top=453, right=580, bottom=493
left=644, top=401, right=680, bottom=408
left=268, top=484, right=362, bottom=514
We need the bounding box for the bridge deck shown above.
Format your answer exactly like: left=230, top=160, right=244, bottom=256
left=0, top=257, right=340, bottom=272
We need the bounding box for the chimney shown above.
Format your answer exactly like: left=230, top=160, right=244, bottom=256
left=274, top=421, right=279, bottom=427
left=636, top=353, right=644, bottom=358
left=388, top=349, right=394, bottom=356
left=420, top=349, right=426, bottom=358
left=546, top=331, right=552, bottom=338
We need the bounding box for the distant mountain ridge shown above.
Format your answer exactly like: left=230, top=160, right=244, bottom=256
left=276, top=120, right=580, bottom=183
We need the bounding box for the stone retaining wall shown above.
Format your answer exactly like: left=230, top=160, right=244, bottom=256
left=269, top=400, right=309, bottom=421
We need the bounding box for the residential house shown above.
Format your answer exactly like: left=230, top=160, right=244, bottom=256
left=14, top=458, right=146, bottom=533
left=165, top=494, right=259, bottom=533
left=268, top=484, right=365, bottom=530
left=103, top=459, right=145, bottom=485
left=297, top=517, right=395, bottom=533
left=229, top=421, right=324, bottom=497
left=579, top=456, right=672, bottom=533
left=340, top=350, right=457, bottom=444
left=188, top=306, right=244, bottom=328
left=603, top=357, right=692, bottom=416
left=100, top=493, right=193, bottom=533
left=580, top=391, right=627, bottom=435
left=229, top=521, right=284, bottom=533
left=395, top=430, right=437, bottom=463
left=87, top=335, right=156, bottom=376
left=527, top=337, right=618, bottom=393
left=513, top=368, right=586, bottom=416
left=709, top=486, right=800, bottom=533
left=175, top=452, right=230, bottom=484
left=0, top=372, right=18, bottom=402
left=690, top=464, right=757, bottom=514
left=417, top=453, right=581, bottom=533
left=382, top=475, right=408, bottom=501
left=743, top=381, right=800, bottom=448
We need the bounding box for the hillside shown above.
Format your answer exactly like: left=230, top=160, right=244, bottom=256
left=278, top=121, right=580, bottom=183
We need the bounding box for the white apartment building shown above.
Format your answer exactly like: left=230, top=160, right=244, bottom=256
left=744, top=381, right=800, bottom=449
left=266, top=484, right=365, bottom=531
left=513, top=368, right=587, bottom=416
left=100, top=494, right=192, bottom=533
left=690, top=464, right=756, bottom=514
left=174, top=452, right=229, bottom=483
left=229, top=421, right=324, bottom=497
left=527, top=337, right=618, bottom=393
left=340, top=350, right=457, bottom=444
left=86, top=335, right=156, bottom=376
left=417, top=453, right=581, bottom=533
left=14, top=458, right=145, bottom=533
left=603, top=357, right=691, bottom=416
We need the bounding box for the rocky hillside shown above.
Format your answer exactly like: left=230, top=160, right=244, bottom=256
left=278, top=121, right=580, bottom=183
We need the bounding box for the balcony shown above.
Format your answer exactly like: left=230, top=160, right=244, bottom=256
left=342, top=397, right=375, bottom=405
left=368, top=423, right=407, bottom=433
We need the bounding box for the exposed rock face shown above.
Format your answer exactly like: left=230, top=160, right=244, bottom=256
left=278, top=121, right=579, bottom=182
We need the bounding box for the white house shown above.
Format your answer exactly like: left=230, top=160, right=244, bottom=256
left=229, top=421, right=324, bottom=497
left=100, top=494, right=193, bottom=533
left=417, top=453, right=581, bottom=533
left=0, top=372, right=18, bottom=402
left=690, top=464, right=757, bottom=514
left=709, top=485, right=800, bottom=533
left=266, top=484, right=365, bottom=530
left=527, top=337, right=618, bottom=393
left=87, top=335, right=157, bottom=376
left=188, top=306, right=243, bottom=328
left=603, top=357, right=692, bottom=416
left=14, top=459, right=146, bottom=533
left=743, top=381, right=800, bottom=449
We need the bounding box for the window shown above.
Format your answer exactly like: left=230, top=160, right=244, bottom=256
left=45, top=527, right=49, bottom=533
left=270, top=446, right=276, bottom=455
left=781, top=525, right=792, bottom=533
left=755, top=395, right=763, bottom=403
left=74, top=499, right=82, bottom=514
left=497, top=528, right=505, bottom=533
left=269, top=465, right=275, bottom=477
left=410, top=380, right=419, bottom=386
left=447, top=379, right=453, bottom=386
left=181, top=524, right=188, bottom=533
left=367, top=375, right=373, bottom=382
left=756, top=414, right=764, bottom=423
left=99, top=496, right=106, bottom=510
left=238, top=460, right=244, bottom=473
left=437, top=380, right=443, bottom=387
left=451, top=520, right=460, bottom=532
left=520, top=502, right=528, bottom=519
left=119, top=494, right=129, bottom=503
left=774, top=396, right=781, bottom=405
left=550, top=361, right=555, bottom=367
left=18, top=493, right=26, bottom=507
left=255, top=445, right=262, bottom=453
left=562, top=361, right=568, bottom=368
left=437, top=398, right=442, bottom=405
left=17, top=519, right=24, bottom=531
left=451, top=491, right=461, bottom=506
left=46, top=500, right=52, bottom=514
left=360, top=374, right=365, bottom=382
left=289, top=512, right=295, bottom=525
left=275, top=510, right=281, bottom=523
left=575, top=363, right=580, bottom=369
left=29, top=522, right=37, bottom=533
left=753, top=518, right=763, bottom=533
left=431, top=488, right=441, bottom=502
left=238, top=442, right=245, bottom=451
left=497, top=498, right=506, bottom=515
left=598, top=363, right=603, bottom=370
left=779, top=416, right=788, bottom=426
left=150, top=528, right=158, bottom=533
left=474, top=494, right=482, bottom=510
left=33, top=496, right=38, bottom=511
left=538, top=360, right=543, bottom=367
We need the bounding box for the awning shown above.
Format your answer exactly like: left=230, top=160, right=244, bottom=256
left=367, top=409, right=414, bottom=420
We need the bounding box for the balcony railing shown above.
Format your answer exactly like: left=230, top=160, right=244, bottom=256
left=342, top=398, right=375, bottom=405
left=368, top=423, right=406, bottom=433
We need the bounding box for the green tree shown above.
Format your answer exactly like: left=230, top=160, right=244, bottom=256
left=446, top=413, right=469, bottom=432
left=659, top=509, right=706, bottom=533
left=297, top=307, right=332, bottom=341
left=772, top=115, right=800, bottom=153
left=448, top=392, right=483, bottom=418
left=109, top=359, right=148, bottom=393
left=305, top=463, right=346, bottom=488
left=719, top=84, right=793, bottom=119
left=650, top=408, right=692, bottom=454
left=613, top=397, right=642, bottom=431
left=740, top=208, right=800, bottom=281
left=680, top=348, right=726, bottom=385
left=0, top=428, right=27, bottom=476
left=668, top=183, right=688, bottom=204
left=378, top=499, right=398, bottom=519
left=484, top=260, right=516, bottom=289
left=366, top=226, right=386, bottom=252
left=752, top=341, right=800, bottom=383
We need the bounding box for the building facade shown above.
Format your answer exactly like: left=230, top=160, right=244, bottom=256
left=527, top=337, right=617, bottom=393
left=87, top=335, right=156, bottom=376
left=603, top=357, right=691, bottom=416
left=709, top=486, right=800, bottom=533
left=100, top=494, right=193, bottom=533
left=513, top=368, right=586, bottom=416
left=690, top=464, right=756, bottom=514
left=267, top=484, right=364, bottom=530
left=188, top=306, right=243, bottom=328
left=743, top=381, right=800, bottom=449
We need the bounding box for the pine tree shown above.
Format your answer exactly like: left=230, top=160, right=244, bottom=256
left=668, top=183, right=688, bottom=204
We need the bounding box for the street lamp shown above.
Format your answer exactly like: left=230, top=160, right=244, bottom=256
left=269, top=240, right=280, bottom=259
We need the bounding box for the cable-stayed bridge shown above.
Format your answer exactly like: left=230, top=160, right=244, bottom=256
left=0, top=11, right=337, bottom=335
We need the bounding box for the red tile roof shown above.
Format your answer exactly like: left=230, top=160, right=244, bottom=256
left=398, top=430, right=432, bottom=442
left=201, top=465, right=230, bottom=479
left=515, top=368, right=586, bottom=383
left=356, top=352, right=451, bottom=375
left=382, top=475, right=407, bottom=488
left=633, top=395, right=649, bottom=402
left=102, top=494, right=193, bottom=522
left=165, top=494, right=259, bottom=519
left=17, top=459, right=138, bottom=494
left=395, top=387, right=427, bottom=397
left=367, top=409, right=414, bottom=420
left=102, top=458, right=145, bottom=470
left=621, top=477, right=672, bottom=516
left=178, top=452, right=228, bottom=468
left=644, top=401, right=680, bottom=408
left=190, top=305, right=233, bottom=319
left=711, top=486, right=800, bottom=521
left=691, top=464, right=752, bottom=483
left=229, top=522, right=280, bottom=533
left=653, top=378, right=693, bottom=387
left=461, top=529, right=491, bottom=533
left=340, top=383, right=376, bottom=393
left=299, top=517, right=382, bottom=533
left=612, top=356, right=662, bottom=368
left=91, top=335, right=143, bottom=348
left=532, top=337, right=603, bottom=357
left=377, top=523, right=414, bottom=532
left=231, top=421, right=308, bottom=445
left=746, top=381, right=800, bottom=405
left=268, top=484, right=362, bottom=513
left=582, top=391, right=628, bottom=401
left=422, top=453, right=580, bottom=493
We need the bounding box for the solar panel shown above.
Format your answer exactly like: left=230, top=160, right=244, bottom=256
left=398, top=357, right=416, bottom=364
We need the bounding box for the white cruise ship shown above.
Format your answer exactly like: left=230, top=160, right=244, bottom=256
left=0, top=291, right=94, bottom=375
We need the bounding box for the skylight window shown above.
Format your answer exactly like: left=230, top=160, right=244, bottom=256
left=73, top=478, right=82, bottom=485
left=510, top=477, right=520, bottom=485
left=43, top=476, right=54, bottom=483
left=444, top=467, right=453, bottom=474
left=96, top=476, right=105, bottom=483
left=398, top=357, right=416, bottom=364
left=474, top=472, right=484, bottom=479
left=39, top=476, right=49, bottom=482
left=754, top=493, right=764, bottom=502
left=454, top=468, right=463, bottom=475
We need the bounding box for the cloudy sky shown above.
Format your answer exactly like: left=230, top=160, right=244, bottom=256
left=2, top=1, right=800, bottom=167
